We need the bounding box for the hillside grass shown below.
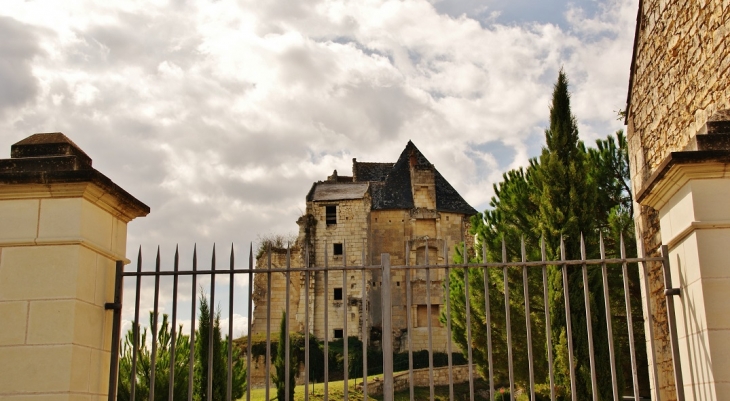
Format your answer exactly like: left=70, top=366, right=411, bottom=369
left=243, top=375, right=494, bottom=401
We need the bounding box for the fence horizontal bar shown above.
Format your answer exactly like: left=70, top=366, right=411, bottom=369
left=121, top=256, right=662, bottom=276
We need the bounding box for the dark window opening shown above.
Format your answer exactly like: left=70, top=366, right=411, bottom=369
left=326, top=205, right=337, bottom=225
left=334, top=329, right=344, bottom=339
left=334, top=287, right=343, bottom=300
left=333, top=243, right=343, bottom=256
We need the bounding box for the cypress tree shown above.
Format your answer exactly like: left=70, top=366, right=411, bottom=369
left=194, top=294, right=225, bottom=400
left=533, top=69, right=616, bottom=400
left=447, top=70, right=641, bottom=400
left=274, top=311, right=298, bottom=401
left=194, top=294, right=247, bottom=401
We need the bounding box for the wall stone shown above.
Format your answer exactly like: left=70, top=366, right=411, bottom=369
left=629, top=0, right=730, bottom=195
left=364, top=364, right=478, bottom=395
left=627, top=2, right=730, bottom=400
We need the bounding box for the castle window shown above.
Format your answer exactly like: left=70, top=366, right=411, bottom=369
left=334, top=329, right=344, bottom=339
left=326, top=205, right=337, bottom=225
left=334, top=287, right=343, bottom=301
left=416, top=305, right=441, bottom=328
left=333, top=243, right=343, bottom=256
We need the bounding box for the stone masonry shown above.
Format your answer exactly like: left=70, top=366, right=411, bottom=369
left=626, top=1, right=730, bottom=400
left=248, top=142, right=477, bottom=386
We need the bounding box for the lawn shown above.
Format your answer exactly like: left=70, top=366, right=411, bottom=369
left=243, top=376, right=495, bottom=401
left=245, top=374, right=382, bottom=401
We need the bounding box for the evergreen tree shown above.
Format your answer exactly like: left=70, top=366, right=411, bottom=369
left=533, top=69, right=619, bottom=401
left=194, top=293, right=246, bottom=401
left=117, top=313, right=191, bottom=401
left=446, top=70, right=642, bottom=400
left=273, top=311, right=298, bottom=401
left=117, top=295, right=246, bottom=401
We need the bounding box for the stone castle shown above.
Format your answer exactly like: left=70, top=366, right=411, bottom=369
left=249, top=141, right=476, bottom=356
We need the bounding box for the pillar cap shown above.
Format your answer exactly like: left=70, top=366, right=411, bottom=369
left=636, top=150, right=730, bottom=210
left=0, top=132, right=149, bottom=220
left=11, top=132, right=92, bottom=167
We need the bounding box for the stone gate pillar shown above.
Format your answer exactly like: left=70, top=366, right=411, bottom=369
left=0, top=133, right=148, bottom=400
left=637, top=113, right=730, bottom=400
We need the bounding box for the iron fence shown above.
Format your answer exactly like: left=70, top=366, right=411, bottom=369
left=107, top=235, right=682, bottom=401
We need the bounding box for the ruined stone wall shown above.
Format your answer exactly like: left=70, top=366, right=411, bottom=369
left=250, top=249, right=304, bottom=337
left=627, top=2, right=730, bottom=400
left=308, top=196, right=370, bottom=340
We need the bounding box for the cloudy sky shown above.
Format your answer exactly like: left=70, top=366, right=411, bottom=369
left=0, top=0, right=637, bottom=336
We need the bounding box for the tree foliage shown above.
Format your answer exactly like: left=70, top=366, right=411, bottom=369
left=117, top=313, right=191, bottom=401
left=117, top=294, right=246, bottom=401
left=273, top=311, right=298, bottom=401
left=446, top=69, right=646, bottom=399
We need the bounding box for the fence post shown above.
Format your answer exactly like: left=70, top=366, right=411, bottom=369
left=106, top=260, right=124, bottom=401
left=0, top=133, right=148, bottom=400
left=381, top=253, right=393, bottom=401
left=661, top=245, right=685, bottom=401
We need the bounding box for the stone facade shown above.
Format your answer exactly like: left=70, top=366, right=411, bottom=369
left=628, top=0, right=730, bottom=194
left=248, top=142, right=476, bottom=385
left=626, top=2, right=730, bottom=400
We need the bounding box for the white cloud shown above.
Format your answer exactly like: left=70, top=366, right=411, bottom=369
left=0, top=0, right=636, bottom=333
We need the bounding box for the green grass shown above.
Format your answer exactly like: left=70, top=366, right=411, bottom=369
left=242, top=376, right=495, bottom=401
left=245, top=374, right=384, bottom=401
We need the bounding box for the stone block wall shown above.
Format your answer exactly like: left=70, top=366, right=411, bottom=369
left=411, top=168, right=436, bottom=210
left=628, top=1, right=730, bottom=193
left=246, top=354, right=307, bottom=388
left=365, top=364, right=478, bottom=395
left=250, top=248, right=304, bottom=337
left=627, top=2, right=730, bottom=399
left=311, top=268, right=366, bottom=340
left=310, top=197, right=370, bottom=267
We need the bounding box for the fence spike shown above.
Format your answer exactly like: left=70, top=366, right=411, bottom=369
left=150, top=245, right=161, bottom=400
left=168, top=244, right=179, bottom=401
left=247, top=242, right=253, bottom=401
left=188, top=244, right=197, bottom=401
left=599, top=232, right=605, bottom=260
left=520, top=235, right=526, bottom=263
left=502, top=237, right=507, bottom=263
left=130, top=245, right=143, bottom=401
left=207, top=243, right=216, bottom=401
left=620, top=233, right=626, bottom=259
left=541, top=237, right=546, bottom=261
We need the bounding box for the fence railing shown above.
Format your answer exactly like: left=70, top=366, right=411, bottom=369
left=108, top=235, right=681, bottom=401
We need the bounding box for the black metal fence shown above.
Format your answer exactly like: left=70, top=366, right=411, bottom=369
left=107, top=235, right=683, bottom=401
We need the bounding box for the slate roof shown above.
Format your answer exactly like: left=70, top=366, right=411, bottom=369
left=306, top=141, right=476, bottom=216
left=353, top=161, right=394, bottom=182
left=370, top=141, right=477, bottom=215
